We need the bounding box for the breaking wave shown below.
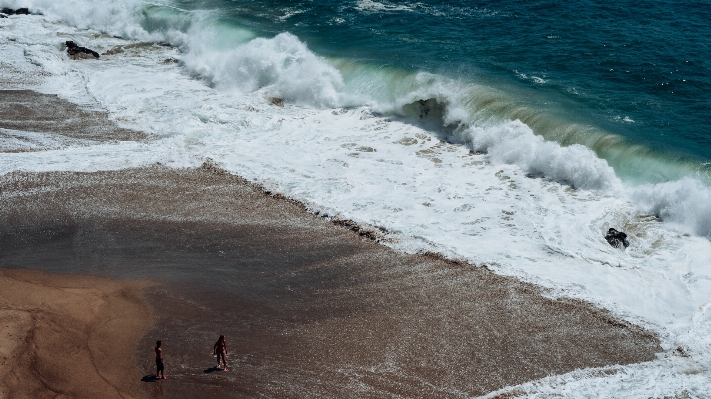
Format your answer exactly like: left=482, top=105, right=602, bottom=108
left=5, top=0, right=711, bottom=238
left=181, top=32, right=344, bottom=107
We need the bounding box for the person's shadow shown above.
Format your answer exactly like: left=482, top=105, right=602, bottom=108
left=141, top=374, right=161, bottom=382
left=203, top=366, right=222, bottom=373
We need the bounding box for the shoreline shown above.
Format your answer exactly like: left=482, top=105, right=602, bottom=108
left=0, top=161, right=662, bottom=398
left=0, top=88, right=664, bottom=397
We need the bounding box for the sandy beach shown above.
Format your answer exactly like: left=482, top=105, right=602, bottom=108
left=0, top=140, right=661, bottom=397
left=0, top=50, right=662, bottom=398
left=0, top=268, right=151, bottom=399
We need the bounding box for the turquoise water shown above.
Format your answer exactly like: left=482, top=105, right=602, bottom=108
left=143, top=0, right=711, bottom=184
left=3, top=0, right=709, bottom=182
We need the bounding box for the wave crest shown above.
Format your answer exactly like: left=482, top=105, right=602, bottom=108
left=455, top=120, right=623, bottom=191
left=632, top=177, right=711, bottom=237
left=182, top=32, right=344, bottom=107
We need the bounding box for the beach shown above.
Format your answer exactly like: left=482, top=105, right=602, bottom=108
left=1, top=4, right=709, bottom=397
left=0, top=268, right=151, bottom=399
left=0, top=118, right=661, bottom=397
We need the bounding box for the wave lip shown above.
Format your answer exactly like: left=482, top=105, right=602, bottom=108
left=182, top=32, right=344, bottom=108
left=362, top=72, right=625, bottom=193
left=454, top=120, right=623, bottom=192
left=632, top=177, right=711, bottom=237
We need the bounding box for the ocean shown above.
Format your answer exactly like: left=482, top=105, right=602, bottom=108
left=1, top=0, right=710, bottom=396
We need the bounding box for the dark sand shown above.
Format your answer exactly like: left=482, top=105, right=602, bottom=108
left=0, top=164, right=661, bottom=398
left=0, top=90, right=662, bottom=398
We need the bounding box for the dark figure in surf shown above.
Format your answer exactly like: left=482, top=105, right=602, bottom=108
left=155, top=340, right=167, bottom=379
left=213, top=335, right=228, bottom=371
left=605, top=228, right=629, bottom=249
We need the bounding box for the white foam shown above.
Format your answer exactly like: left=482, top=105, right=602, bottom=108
left=632, top=177, right=711, bottom=237
left=0, top=0, right=344, bottom=108
left=181, top=32, right=344, bottom=108
left=0, top=0, right=170, bottom=41
left=0, top=138, right=197, bottom=175
left=478, top=356, right=711, bottom=398
left=454, top=120, right=623, bottom=192
left=0, top=128, right=98, bottom=152
left=354, top=0, right=418, bottom=13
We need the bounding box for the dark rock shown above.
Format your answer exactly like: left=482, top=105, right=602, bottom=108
left=1, top=7, right=30, bottom=15
left=65, top=41, right=100, bottom=59
left=0, top=14, right=6, bottom=18
left=605, top=228, right=629, bottom=249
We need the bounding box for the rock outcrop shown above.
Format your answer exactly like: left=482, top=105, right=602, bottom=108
left=65, top=41, right=100, bottom=60
left=1, top=8, right=30, bottom=15
left=605, top=228, right=629, bottom=249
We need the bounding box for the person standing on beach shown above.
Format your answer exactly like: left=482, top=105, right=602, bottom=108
left=213, top=335, right=227, bottom=371
left=155, top=340, right=167, bottom=379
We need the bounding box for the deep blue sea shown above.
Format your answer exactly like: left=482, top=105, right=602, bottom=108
left=157, top=0, right=711, bottom=183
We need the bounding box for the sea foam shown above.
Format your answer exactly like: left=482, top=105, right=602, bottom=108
left=181, top=32, right=344, bottom=107
left=632, top=177, right=711, bottom=237
left=1, top=0, right=183, bottom=42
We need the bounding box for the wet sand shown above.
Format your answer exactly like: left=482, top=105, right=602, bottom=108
left=0, top=89, right=662, bottom=397
left=0, top=162, right=662, bottom=398
left=0, top=89, right=146, bottom=153
left=0, top=268, right=151, bottom=399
